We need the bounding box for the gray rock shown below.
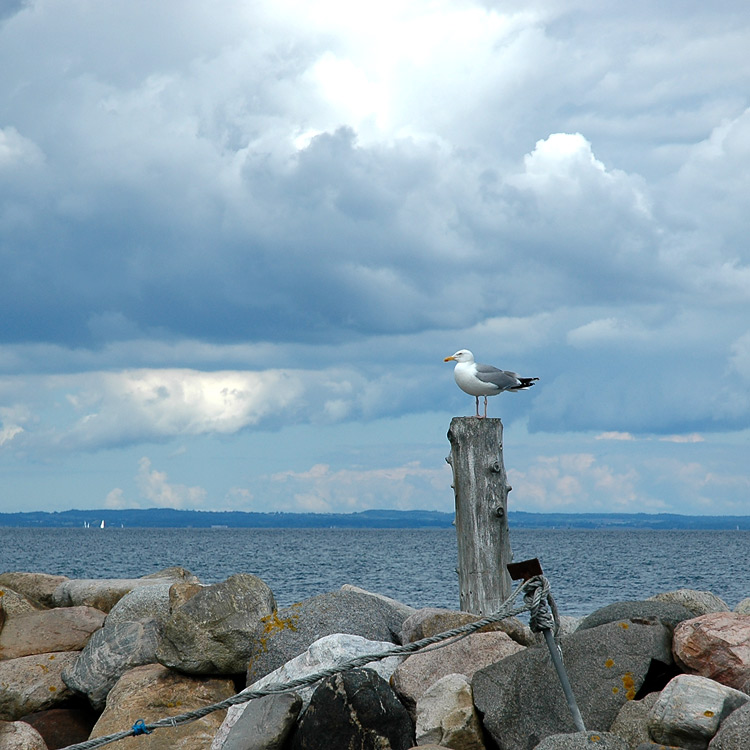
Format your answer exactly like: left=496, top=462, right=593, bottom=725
left=52, top=569, right=198, bottom=613
left=415, top=673, right=485, bottom=750
left=534, top=732, right=628, bottom=749
left=0, top=587, right=42, bottom=616
left=0, top=652, right=79, bottom=721
left=289, top=668, right=414, bottom=750
left=340, top=584, right=417, bottom=622
left=648, top=674, right=748, bottom=750
left=734, top=598, right=750, bottom=615
left=222, top=692, right=302, bottom=750
left=577, top=601, right=694, bottom=632
left=157, top=573, right=275, bottom=674
left=62, top=619, right=164, bottom=710
left=708, top=701, right=750, bottom=749
left=473, top=618, right=674, bottom=750
left=609, top=692, right=660, bottom=748
left=649, top=590, right=730, bottom=617
left=215, top=633, right=404, bottom=748
left=0, top=572, right=69, bottom=608
left=246, top=589, right=408, bottom=683
left=105, top=583, right=172, bottom=626
left=0, top=720, right=48, bottom=750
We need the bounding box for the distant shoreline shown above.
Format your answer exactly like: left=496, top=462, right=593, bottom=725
left=1, top=508, right=750, bottom=530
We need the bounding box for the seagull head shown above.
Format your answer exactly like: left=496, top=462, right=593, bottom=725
left=444, top=349, right=475, bottom=363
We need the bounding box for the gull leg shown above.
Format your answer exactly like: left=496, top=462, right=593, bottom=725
left=474, top=396, right=482, bottom=418
left=483, top=396, right=488, bottom=418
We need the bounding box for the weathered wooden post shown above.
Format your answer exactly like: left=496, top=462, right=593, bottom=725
left=446, top=416, right=512, bottom=614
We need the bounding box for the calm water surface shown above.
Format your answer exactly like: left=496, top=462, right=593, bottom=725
left=1, top=527, right=748, bottom=616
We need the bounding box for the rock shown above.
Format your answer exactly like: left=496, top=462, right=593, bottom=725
left=673, top=612, right=750, bottom=693
left=0, top=606, right=106, bottom=660
left=609, top=692, right=660, bottom=748
left=62, top=619, right=164, bottom=710
left=534, top=732, right=629, bottom=749
left=648, top=674, right=749, bottom=749
left=708, top=701, right=750, bottom=748
left=578, top=601, right=694, bottom=632
left=215, top=633, right=404, bottom=749
left=415, top=673, right=485, bottom=750
left=90, top=664, right=235, bottom=749
left=0, top=652, right=79, bottom=720
left=156, top=574, right=275, bottom=674
left=0, top=573, right=69, bottom=608
left=0, top=720, right=48, bottom=750
left=734, top=599, right=750, bottom=616
left=221, top=692, right=302, bottom=750
left=141, top=566, right=198, bottom=582
left=391, top=630, right=524, bottom=715
left=105, top=583, right=172, bottom=626
left=340, top=585, right=417, bottom=622
left=473, top=618, right=674, bottom=750
left=52, top=569, right=197, bottom=613
left=246, top=589, right=408, bottom=683
left=649, top=590, right=730, bottom=617
left=289, top=668, right=414, bottom=750
left=399, top=607, right=532, bottom=647
left=19, top=708, right=97, bottom=750
left=0, top=588, right=42, bottom=617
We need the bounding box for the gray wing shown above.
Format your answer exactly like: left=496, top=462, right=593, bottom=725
left=474, top=363, right=522, bottom=391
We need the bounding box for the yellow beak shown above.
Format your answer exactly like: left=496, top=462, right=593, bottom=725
left=444, top=356, right=456, bottom=362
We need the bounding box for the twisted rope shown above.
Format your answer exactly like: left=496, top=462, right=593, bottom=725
left=61, top=575, right=555, bottom=750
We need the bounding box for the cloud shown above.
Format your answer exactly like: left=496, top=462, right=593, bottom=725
left=135, top=457, right=207, bottom=509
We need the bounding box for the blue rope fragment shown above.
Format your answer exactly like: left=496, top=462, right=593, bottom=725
left=131, top=720, right=151, bottom=736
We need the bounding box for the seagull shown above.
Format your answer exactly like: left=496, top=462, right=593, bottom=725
left=444, top=349, right=539, bottom=418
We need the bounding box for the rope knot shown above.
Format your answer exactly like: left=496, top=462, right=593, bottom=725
left=524, top=575, right=557, bottom=634
left=131, top=720, right=151, bottom=736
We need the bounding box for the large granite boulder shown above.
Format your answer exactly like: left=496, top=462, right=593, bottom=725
left=0, top=587, right=41, bottom=617
left=649, top=590, right=730, bottom=617
left=221, top=693, right=302, bottom=750
left=289, top=668, right=414, bottom=750
left=399, top=607, right=532, bottom=647
left=391, top=630, right=524, bottom=715
left=0, top=606, right=106, bottom=660
left=105, top=583, right=173, bottom=626
left=340, top=585, right=417, bottom=621
left=473, top=618, right=674, bottom=749
left=648, top=674, right=749, bottom=749
left=709, top=701, right=750, bottom=749
left=156, top=574, right=275, bottom=674
left=52, top=567, right=198, bottom=613
left=215, top=633, right=404, bottom=748
left=62, top=619, right=164, bottom=709
left=90, top=664, right=235, bottom=750
left=415, top=672, right=485, bottom=750
left=246, top=589, right=408, bottom=683
left=673, top=612, right=750, bottom=692
left=734, top=598, right=750, bottom=615
left=534, top=732, right=628, bottom=749
left=608, top=692, right=660, bottom=748
left=0, top=652, right=79, bottom=720
left=0, top=720, right=48, bottom=750
left=0, top=573, right=68, bottom=608
left=577, top=601, right=694, bottom=632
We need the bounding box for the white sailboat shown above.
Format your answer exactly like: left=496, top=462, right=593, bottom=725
left=100, top=519, right=105, bottom=529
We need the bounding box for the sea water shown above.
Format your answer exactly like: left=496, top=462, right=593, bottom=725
left=1, top=527, right=748, bottom=616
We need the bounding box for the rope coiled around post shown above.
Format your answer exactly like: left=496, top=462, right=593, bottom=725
left=60, top=575, right=556, bottom=750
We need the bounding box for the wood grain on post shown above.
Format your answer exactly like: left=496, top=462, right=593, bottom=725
left=446, top=416, right=512, bottom=615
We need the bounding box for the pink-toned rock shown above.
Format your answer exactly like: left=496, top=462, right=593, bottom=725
left=391, top=630, right=524, bottom=716
left=90, top=664, right=235, bottom=749
left=673, top=612, right=750, bottom=693
left=0, top=607, right=106, bottom=660
left=0, top=720, right=48, bottom=750
left=0, top=652, right=79, bottom=721
left=0, top=588, right=42, bottom=618
left=0, top=573, right=68, bottom=609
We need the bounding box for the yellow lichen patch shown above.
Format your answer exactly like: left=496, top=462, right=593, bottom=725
left=49, top=686, right=57, bottom=692
left=48, top=654, right=56, bottom=660
left=588, top=736, right=601, bottom=743
left=619, top=622, right=629, bottom=629
left=612, top=687, right=619, bottom=694
left=622, top=672, right=636, bottom=700
left=250, top=609, right=300, bottom=658
left=704, top=710, right=715, bottom=717
left=605, top=658, right=614, bottom=668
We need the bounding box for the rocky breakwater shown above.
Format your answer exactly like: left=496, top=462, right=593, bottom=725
left=1, top=573, right=750, bottom=750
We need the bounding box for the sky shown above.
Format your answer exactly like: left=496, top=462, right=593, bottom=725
left=1, top=0, right=750, bottom=517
